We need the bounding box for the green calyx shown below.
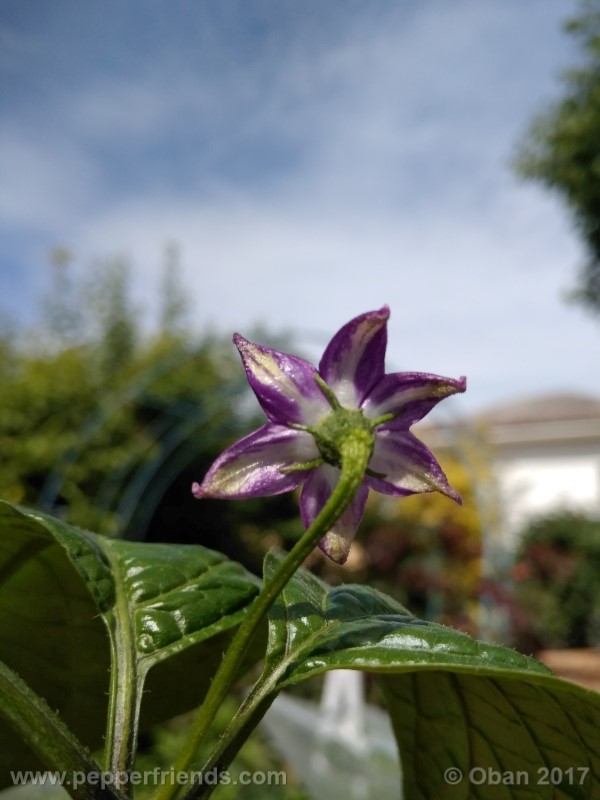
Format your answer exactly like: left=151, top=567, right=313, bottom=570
left=311, top=407, right=375, bottom=469
left=286, top=376, right=376, bottom=475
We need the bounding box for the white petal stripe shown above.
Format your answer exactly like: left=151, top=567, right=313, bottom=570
left=195, top=425, right=319, bottom=499
left=368, top=429, right=460, bottom=500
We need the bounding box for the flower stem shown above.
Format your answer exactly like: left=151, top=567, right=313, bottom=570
left=189, top=691, right=277, bottom=800
left=152, top=430, right=373, bottom=800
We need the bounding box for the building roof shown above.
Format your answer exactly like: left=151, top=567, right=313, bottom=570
left=475, top=393, right=600, bottom=427
left=474, top=393, right=600, bottom=447
left=420, top=392, right=600, bottom=448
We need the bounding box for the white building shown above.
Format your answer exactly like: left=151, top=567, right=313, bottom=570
left=422, top=392, right=600, bottom=548
left=476, top=393, right=600, bottom=545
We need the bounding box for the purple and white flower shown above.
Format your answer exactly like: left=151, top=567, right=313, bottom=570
left=193, top=306, right=466, bottom=564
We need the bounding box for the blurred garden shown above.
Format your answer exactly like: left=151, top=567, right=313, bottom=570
left=3, top=253, right=600, bottom=798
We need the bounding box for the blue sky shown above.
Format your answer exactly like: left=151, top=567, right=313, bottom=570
left=2, top=0, right=599, bottom=416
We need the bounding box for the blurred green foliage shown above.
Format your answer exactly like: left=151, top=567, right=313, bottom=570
left=515, top=0, right=600, bottom=316
left=512, top=509, right=600, bottom=650
left=0, top=250, right=298, bottom=558
left=134, top=698, right=309, bottom=800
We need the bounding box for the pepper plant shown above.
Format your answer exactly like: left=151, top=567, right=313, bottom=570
left=1, top=307, right=600, bottom=800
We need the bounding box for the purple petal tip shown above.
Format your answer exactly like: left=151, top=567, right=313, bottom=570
left=363, top=304, right=390, bottom=326
left=191, top=481, right=203, bottom=499
left=448, top=487, right=463, bottom=505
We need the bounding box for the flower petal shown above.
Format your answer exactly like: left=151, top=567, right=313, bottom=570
left=300, top=464, right=369, bottom=564
left=366, top=429, right=461, bottom=503
left=193, top=424, right=319, bottom=499
left=234, top=334, right=331, bottom=426
left=319, top=306, right=389, bottom=408
left=362, top=372, right=467, bottom=429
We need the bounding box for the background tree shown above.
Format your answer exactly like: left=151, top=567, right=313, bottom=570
left=512, top=509, right=600, bottom=650
left=515, top=0, right=600, bottom=316
left=159, top=242, right=190, bottom=336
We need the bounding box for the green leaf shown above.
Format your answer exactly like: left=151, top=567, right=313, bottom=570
left=0, top=503, right=110, bottom=781
left=102, top=539, right=260, bottom=665
left=260, top=548, right=600, bottom=799
left=0, top=500, right=262, bottom=781
left=381, top=671, right=599, bottom=799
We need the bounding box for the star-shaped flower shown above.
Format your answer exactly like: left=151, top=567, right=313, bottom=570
left=193, top=306, right=466, bottom=564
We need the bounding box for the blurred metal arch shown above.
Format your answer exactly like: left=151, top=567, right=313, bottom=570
left=36, top=345, right=247, bottom=539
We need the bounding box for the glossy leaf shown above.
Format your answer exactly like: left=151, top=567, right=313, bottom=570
left=100, top=538, right=261, bottom=667
left=0, top=500, right=262, bottom=780
left=261, top=549, right=600, bottom=798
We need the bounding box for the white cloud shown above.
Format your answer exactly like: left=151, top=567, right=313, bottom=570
left=62, top=167, right=599, bottom=416
left=0, top=129, right=99, bottom=231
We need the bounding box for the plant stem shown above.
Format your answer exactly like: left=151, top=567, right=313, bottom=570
left=0, top=659, right=123, bottom=800
left=152, top=431, right=372, bottom=800
left=103, top=543, right=142, bottom=799
left=191, top=692, right=277, bottom=800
